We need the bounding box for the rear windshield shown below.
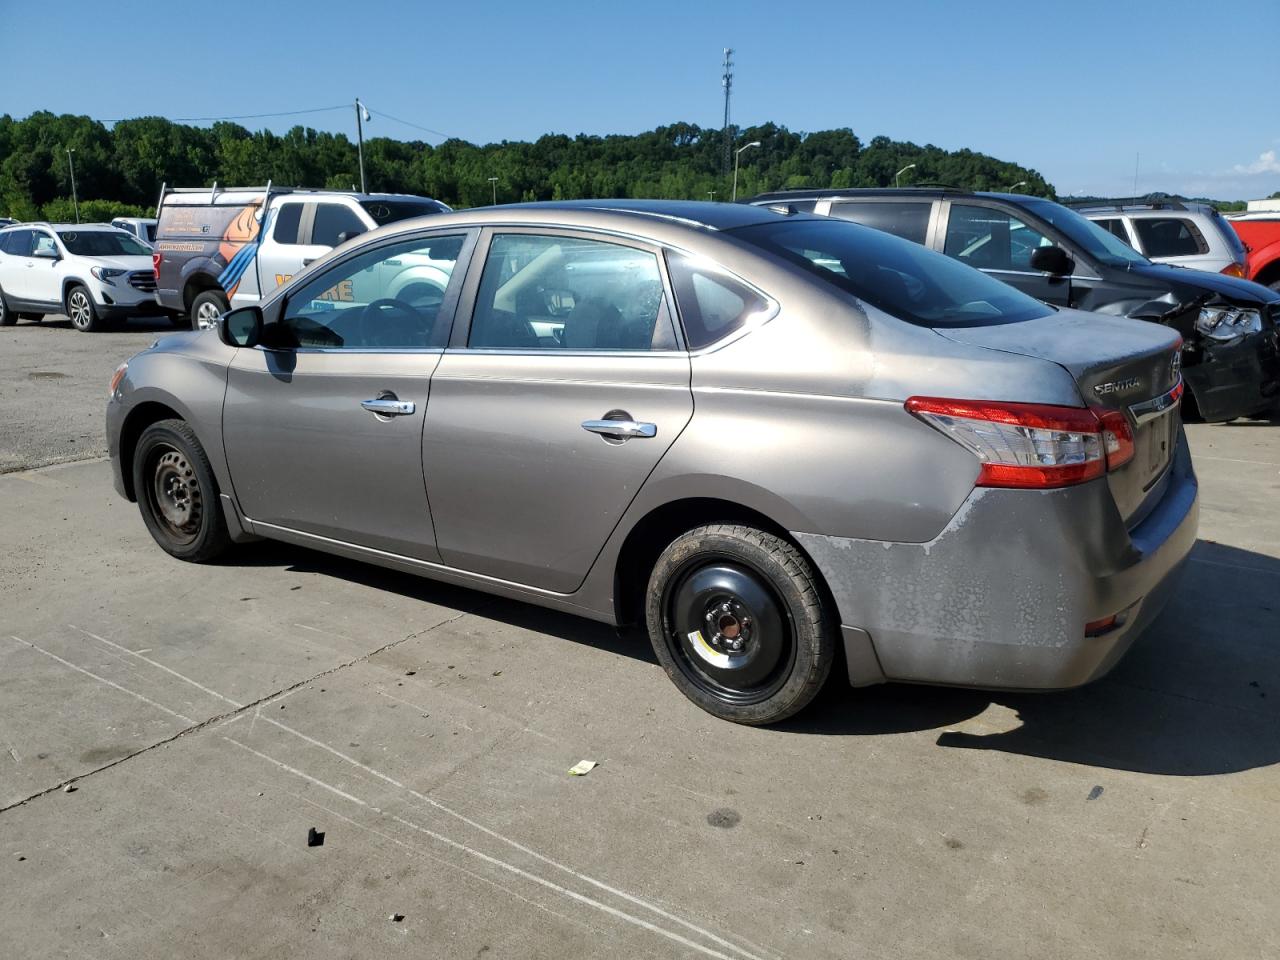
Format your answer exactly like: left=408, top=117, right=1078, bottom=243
left=360, top=199, right=450, bottom=226
left=57, top=230, right=151, bottom=257
left=732, top=218, right=1052, bottom=327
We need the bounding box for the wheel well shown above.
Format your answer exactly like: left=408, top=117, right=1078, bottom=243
left=61, top=277, right=88, bottom=305
left=118, top=402, right=184, bottom=501
left=183, top=275, right=225, bottom=314
left=612, top=497, right=826, bottom=626
left=1253, top=258, right=1280, bottom=289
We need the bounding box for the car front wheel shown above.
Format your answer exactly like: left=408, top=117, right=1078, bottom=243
left=645, top=523, right=835, bottom=725
left=65, top=284, right=101, bottom=332
left=133, top=419, right=231, bottom=563
left=0, top=285, right=15, bottom=325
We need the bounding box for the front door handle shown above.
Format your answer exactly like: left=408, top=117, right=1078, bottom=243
left=581, top=418, right=657, bottom=439
left=361, top=398, right=415, bottom=416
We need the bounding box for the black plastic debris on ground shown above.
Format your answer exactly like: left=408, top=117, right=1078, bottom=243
left=307, top=827, right=325, bottom=848
left=1087, top=785, right=1104, bottom=801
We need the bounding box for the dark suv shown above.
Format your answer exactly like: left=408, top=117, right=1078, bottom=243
left=750, top=188, right=1280, bottom=421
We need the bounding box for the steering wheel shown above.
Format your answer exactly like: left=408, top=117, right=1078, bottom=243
left=359, top=297, right=421, bottom=347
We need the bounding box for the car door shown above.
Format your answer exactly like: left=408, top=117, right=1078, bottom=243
left=0, top=229, right=36, bottom=299
left=222, top=229, right=476, bottom=560
left=255, top=200, right=318, bottom=297
left=28, top=230, right=66, bottom=304
left=940, top=201, right=1071, bottom=305
left=424, top=228, right=694, bottom=593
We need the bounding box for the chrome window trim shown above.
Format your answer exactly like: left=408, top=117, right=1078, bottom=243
left=250, top=345, right=446, bottom=356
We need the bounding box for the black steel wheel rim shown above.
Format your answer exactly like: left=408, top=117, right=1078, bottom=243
left=661, top=554, right=796, bottom=705
left=145, top=444, right=203, bottom=545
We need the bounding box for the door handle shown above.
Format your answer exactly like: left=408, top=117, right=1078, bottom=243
left=581, top=419, right=657, bottom=439
left=361, top=398, right=415, bottom=416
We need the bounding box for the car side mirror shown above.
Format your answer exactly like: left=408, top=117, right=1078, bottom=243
left=219, top=306, right=263, bottom=348
left=33, top=248, right=60, bottom=260
left=1030, top=246, right=1073, bottom=277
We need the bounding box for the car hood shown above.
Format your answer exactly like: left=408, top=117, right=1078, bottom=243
left=90, top=255, right=154, bottom=272
left=1127, top=260, right=1279, bottom=305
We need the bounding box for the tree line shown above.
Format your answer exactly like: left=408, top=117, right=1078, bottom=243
left=0, top=111, right=1056, bottom=221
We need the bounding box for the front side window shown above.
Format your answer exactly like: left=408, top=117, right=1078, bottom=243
left=943, top=204, right=1054, bottom=271
left=34, top=232, right=60, bottom=256
left=1133, top=218, right=1207, bottom=258
left=829, top=201, right=932, bottom=244
left=734, top=217, right=1051, bottom=328
left=310, top=203, right=367, bottom=247
left=268, top=234, right=466, bottom=350
left=56, top=230, right=150, bottom=256
left=468, top=234, right=675, bottom=351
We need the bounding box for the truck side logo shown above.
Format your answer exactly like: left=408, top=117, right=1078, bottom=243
left=1093, top=377, right=1142, bottom=396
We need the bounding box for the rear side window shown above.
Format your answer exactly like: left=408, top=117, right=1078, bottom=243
left=1095, top=218, right=1134, bottom=246
left=273, top=204, right=304, bottom=244
left=666, top=252, right=770, bottom=349
left=1133, top=218, right=1209, bottom=258
left=310, top=204, right=366, bottom=247
left=829, top=201, right=931, bottom=244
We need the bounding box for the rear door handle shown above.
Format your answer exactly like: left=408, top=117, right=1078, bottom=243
left=581, top=419, right=657, bottom=439
left=361, top=398, right=415, bottom=416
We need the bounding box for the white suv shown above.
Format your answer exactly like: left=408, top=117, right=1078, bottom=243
left=0, top=223, right=170, bottom=331
left=1070, top=198, right=1249, bottom=278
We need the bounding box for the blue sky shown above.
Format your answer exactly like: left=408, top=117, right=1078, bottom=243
left=2, top=0, right=1277, bottom=199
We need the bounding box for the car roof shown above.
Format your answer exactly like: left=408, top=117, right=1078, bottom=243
left=490, top=199, right=800, bottom=231
left=748, top=187, right=1041, bottom=205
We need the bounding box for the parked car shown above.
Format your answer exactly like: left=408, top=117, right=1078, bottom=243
left=110, top=216, right=158, bottom=246
left=1066, top=197, right=1247, bottom=278
left=752, top=188, right=1280, bottom=421
left=0, top=217, right=17, bottom=227
left=1226, top=213, right=1280, bottom=291
left=107, top=200, right=1197, bottom=724
left=153, top=185, right=451, bottom=330
left=0, top=222, right=167, bottom=331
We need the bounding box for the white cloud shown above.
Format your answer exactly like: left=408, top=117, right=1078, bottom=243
left=1233, top=149, right=1280, bottom=175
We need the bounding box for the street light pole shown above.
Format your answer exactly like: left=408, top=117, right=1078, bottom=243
left=488, top=177, right=498, bottom=205
left=354, top=98, right=370, bottom=193
left=732, top=140, right=761, bottom=202
left=707, top=190, right=716, bottom=202
left=894, top=163, right=916, bottom=188
left=66, top=148, right=79, bottom=223
left=1007, top=180, right=1028, bottom=193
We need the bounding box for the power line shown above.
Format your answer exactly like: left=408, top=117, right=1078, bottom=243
left=366, top=108, right=453, bottom=142
left=168, top=105, right=350, bottom=123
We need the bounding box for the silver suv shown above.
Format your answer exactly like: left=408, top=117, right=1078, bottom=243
left=107, top=200, right=1198, bottom=724
left=1069, top=197, right=1248, bottom=277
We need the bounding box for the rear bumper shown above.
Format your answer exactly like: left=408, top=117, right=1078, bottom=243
left=796, top=432, right=1199, bottom=690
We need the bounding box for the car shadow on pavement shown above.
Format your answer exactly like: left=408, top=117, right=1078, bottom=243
left=228, top=539, right=1278, bottom=776
left=24, top=315, right=180, bottom=333
left=793, top=540, right=1280, bottom=776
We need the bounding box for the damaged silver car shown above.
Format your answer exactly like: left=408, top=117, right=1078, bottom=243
left=107, top=201, right=1198, bottom=724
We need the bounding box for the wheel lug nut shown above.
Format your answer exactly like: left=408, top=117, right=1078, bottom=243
left=731, top=639, right=743, bottom=651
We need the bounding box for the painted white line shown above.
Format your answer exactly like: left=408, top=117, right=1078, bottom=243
left=72, top=626, right=244, bottom=708
left=1192, top=455, right=1279, bottom=467
left=220, top=737, right=366, bottom=806
left=10, top=636, right=195, bottom=724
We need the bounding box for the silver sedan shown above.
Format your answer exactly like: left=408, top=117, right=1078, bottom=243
left=107, top=200, right=1197, bottom=724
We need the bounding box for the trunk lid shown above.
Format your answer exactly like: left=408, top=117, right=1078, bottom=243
left=936, top=308, right=1183, bottom=525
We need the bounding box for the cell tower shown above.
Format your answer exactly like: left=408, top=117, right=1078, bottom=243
left=721, top=47, right=734, bottom=175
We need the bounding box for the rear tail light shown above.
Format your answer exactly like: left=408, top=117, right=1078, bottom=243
left=152, top=251, right=162, bottom=279
left=905, top=397, right=1135, bottom=489
left=1220, top=262, right=1245, bottom=278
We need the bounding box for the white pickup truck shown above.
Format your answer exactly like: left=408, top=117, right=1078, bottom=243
left=153, top=186, right=451, bottom=329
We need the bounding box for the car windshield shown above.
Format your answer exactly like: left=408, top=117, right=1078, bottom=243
left=1020, top=199, right=1149, bottom=268
left=359, top=199, right=450, bottom=226
left=57, top=230, right=151, bottom=257
left=733, top=217, right=1052, bottom=327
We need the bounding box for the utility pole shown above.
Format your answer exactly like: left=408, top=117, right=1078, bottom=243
left=66, top=148, right=79, bottom=223
left=721, top=47, right=734, bottom=176
left=488, top=177, right=498, bottom=205
left=355, top=98, right=370, bottom=193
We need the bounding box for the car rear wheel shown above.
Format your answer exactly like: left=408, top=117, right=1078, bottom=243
left=0, top=286, right=14, bottom=325
left=645, top=524, right=835, bottom=725
left=190, top=290, right=229, bottom=331
left=65, top=284, right=101, bottom=332
left=133, top=419, right=231, bottom=563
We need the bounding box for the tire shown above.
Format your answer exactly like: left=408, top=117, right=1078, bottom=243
left=133, top=419, right=231, bottom=563
left=65, top=284, right=102, bottom=332
left=0, top=286, right=14, bottom=326
left=1268, top=278, right=1280, bottom=294
left=644, top=523, right=835, bottom=725
left=189, top=290, right=229, bottom=331
left=166, top=312, right=189, bottom=328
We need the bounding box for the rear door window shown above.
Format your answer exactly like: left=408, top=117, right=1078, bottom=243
left=272, top=203, right=305, bottom=244
left=1095, top=218, right=1134, bottom=246
left=1132, top=218, right=1208, bottom=258
left=828, top=201, right=932, bottom=244
left=310, top=203, right=367, bottom=247
left=944, top=204, right=1054, bottom=271
left=666, top=252, right=770, bottom=348
left=1, top=230, right=33, bottom=256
